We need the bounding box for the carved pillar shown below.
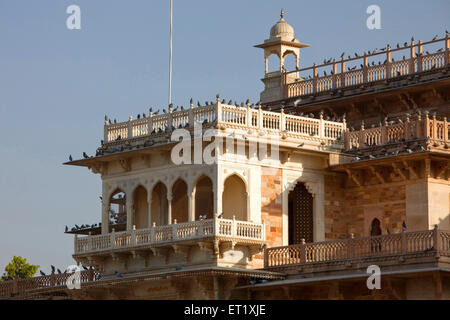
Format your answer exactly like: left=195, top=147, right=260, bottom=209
left=126, top=197, right=134, bottom=231
left=147, top=193, right=152, bottom=228
left=101, top=199, right=110, bottom=234
left=167, top=193, right=173, bottom=224
left=188, top=189, right=195, bottom=222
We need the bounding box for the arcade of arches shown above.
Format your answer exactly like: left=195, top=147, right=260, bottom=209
left=106, top=175, right=239, bottom=230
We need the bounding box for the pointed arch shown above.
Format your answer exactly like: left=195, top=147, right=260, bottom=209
left=172, top=178, right=188, bottom=223
left=151, top=182, right=168, bottom=226
left=132, top=185, right=148, bottom=229
left=194, top=175, right=214, bottom=220
left=222, top=174, right=247, bottom=221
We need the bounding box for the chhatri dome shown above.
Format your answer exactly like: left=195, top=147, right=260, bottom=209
left=255, top=9, right=309, bottom=75
left=269, top=9, right=295, bottom=40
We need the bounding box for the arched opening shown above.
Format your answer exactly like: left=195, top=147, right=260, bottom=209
left=267, top=53, right=281, bottom=73
left=195, top=176, right=213, bottom=220
left=370, top=218, right=382, bottom=253
left=288, top=183, right=313, bottom=244
left=151, top=182, right=168, bottom=226
left=109, top=189, right=126, bottom=227
left=283, top=52, right=297, bottom=71
left=370, top=218, right=382, bottom=236
left=172, top=179, right=188, bottom=223
left=133, top=186, right=148, bottom=229
left=222, top=174, right=247, bottom=221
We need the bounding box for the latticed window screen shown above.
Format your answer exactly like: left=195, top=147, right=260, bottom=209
left=288, top=183, right=313, bottom=244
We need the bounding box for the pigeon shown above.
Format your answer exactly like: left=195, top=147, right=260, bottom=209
left=83, top=152, right=89, bottom=159
left=386, top=228, right=391, bottom=235
left=432, top=35, right=438, bottom=41
left=402, top=221, right=407, bottom=230
left=406, top=148, right=413, bottom=154
left=65, top=226, right=68, bottom=232
left=114, top=271, right=123, bottom=278
left=69, top=155, right=73, bottom=161
left=57, top=269, right=62, bottom=274
left=175, top=264, right=184, bottom=271
left=82, top=265, right=88, bottom=271
left=298, top=142, right=305, bottom=147
left=51, top=265, right=55, bottom=273
left=40, top=270, right=46, bottom=276
left=218, top=213, right=224, bottom=219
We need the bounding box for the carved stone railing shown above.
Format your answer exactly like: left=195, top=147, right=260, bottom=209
left=283, top=34, right=450, bottom=98
left=103, top=100, right=346, bottom=145
left=74, top=216, right=265, bottom=255
left=0, top=270, right=99, bottom=299
left=344, top=114, right=449, bottom=150
left=264, top=227, right=449, bottom=268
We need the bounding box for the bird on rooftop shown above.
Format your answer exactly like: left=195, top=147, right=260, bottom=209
left=57, top=269, right=62, bottom=274
left=163, top=109, right=167, bottom=114
left=51, top=265, right=55, bottom=273
left=83, top=152, right=89, bottom=159
left=432, top=35, right=438, bottom=41
left=65, top=226, right=68, bottom=232
left=82, top=265, right=88, bottom=271
left=114, top=271, right=123, bottom=278
left=153, top=110, right=159, bottom=115
left=40, top=270, right=46, bottom=276
left=69, top=155, right=73, bottom=161
left=176, top=264, right=184, bottom=271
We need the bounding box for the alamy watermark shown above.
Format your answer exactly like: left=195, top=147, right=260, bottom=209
left=366, top=265, right=381, bottom=289
left=65, top=265, right=81, bottom=290
left=66, top=5, right=81, bottom=30
left=366, top=5, right=381, bottom=30
left=170, top=121, right=280, bottom=165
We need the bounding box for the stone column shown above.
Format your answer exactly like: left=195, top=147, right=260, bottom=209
left=147, top=193, right=152, bottom=228
left=126, top=198, right=134, bottom=231
left=188, top=191, right=195, bottom=222
left=101, top=200, right=110, bottom=234
left=167, top=193, right=172, bottom=224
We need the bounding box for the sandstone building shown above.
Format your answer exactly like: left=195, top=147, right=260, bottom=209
left=1, top=11, right=449, bottom=300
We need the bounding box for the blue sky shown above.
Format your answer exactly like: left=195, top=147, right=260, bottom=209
left=0, top=0, right=448, bottom=275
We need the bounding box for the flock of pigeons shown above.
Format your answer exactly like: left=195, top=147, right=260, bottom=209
left=39, top=264, right=91, bottom=276
left=65, top=223, right=101, bottom=233
left=302, top=33, right=449, bottom=79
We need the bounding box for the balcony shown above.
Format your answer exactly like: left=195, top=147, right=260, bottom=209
left=73, top=216, right=265, bottom=270
left=100, top=100, right=346, bottom=150
left=264, top=227, right=450, bottom=275
left=281, top=35, right=450, bottom=99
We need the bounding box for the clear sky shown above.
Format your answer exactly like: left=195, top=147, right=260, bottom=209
left=0, top=0, right=449, bottom=275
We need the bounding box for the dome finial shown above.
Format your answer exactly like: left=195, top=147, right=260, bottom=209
left=280, top=9, right=284, bottom=20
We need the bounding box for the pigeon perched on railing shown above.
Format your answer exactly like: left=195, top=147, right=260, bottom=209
left=40, top=270, right=46, bottom=276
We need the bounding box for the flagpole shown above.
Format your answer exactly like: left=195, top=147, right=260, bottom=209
left=168, top=0, right=173, bottom=105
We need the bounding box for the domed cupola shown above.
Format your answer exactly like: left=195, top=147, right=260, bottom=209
left=269, top=10, right=295, bottom=40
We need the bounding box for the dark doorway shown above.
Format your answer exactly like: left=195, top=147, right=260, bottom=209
left=288, top=183, right=314, bottom=244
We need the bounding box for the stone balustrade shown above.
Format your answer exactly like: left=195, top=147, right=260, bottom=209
left=282, top=34, right=450, bottom=98
left=344, top=114, right=449, bottom=150
left=74, top=216, right=265, bottom=255
left=0, top=270, right=99, bottom=299
left=264, top=227, right=450, bottom=269
left=104, top=100, right=346, bottom=145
